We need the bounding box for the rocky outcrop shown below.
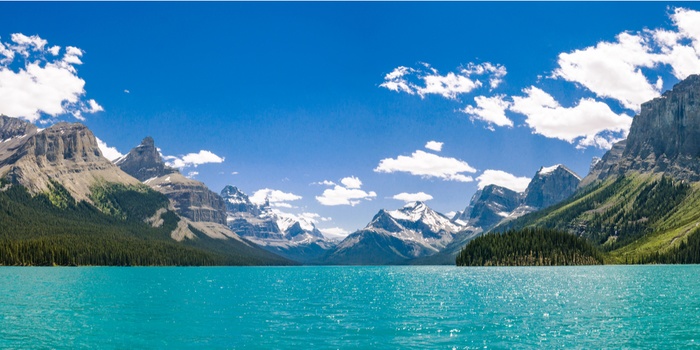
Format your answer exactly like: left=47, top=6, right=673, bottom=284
left=0, top=120, right=140, bottom=201
left=456, top=185, right=521, bottom=231
left=523, top=165, right=581, bottom=208
left=583, top=74, right=700, bottom=184
left=118, top=137, right=228, bottom=225
left=115, top=136, right=176, bottom=181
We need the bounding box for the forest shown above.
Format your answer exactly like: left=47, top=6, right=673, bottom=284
left=456, top=227, right=604, bottom=266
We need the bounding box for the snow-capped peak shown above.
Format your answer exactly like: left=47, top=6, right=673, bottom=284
left=538, top=164, right=562, bottom=175
left=538, top=164, right=581, bottom=180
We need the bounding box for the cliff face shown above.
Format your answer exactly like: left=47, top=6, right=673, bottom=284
left=115, top=136, right=177, bottom=181
left=523, top=165, right=581, bottom=208
left=0, top=119, right=140, bottom=201
left=584, top=74, right=700, bottom=184
left=118, top=137, right=228, bottom=226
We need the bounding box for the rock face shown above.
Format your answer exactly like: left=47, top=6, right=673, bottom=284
left=454, top=164, right=581, bottom=233
left=322, top=202, right=463, bottom=264
left=0, top=118, right=141, bottom=201
left=118, top=137, right=227, bottom=225
left=457, top=185, right=521, bottom=230
left=523, top=165, right=581, bottom=208
left=583, top=74, right=700, bottom=184
left=115, top=137, right=177, bottom=181
left=220, top=185, right=335, bottom=263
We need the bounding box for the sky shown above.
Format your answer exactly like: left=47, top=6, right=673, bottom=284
left=1, top=2, right=700, bottom=238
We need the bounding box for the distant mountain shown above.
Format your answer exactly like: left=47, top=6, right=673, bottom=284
left=321, top=201, right=463, bottom=265
left=503, top=74, right=700, bottom=264
left=118, top=137, right=228, bottom=226
left=221, top=185, right=335, bottom=263
left=454, top=164, right=581, bottom=232
left=415, top=164, right=582, bottom=265
left=0, top=117, right=291, bottom=265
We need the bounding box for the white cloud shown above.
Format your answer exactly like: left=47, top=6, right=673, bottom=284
left=476, top=170, right=531, bottom=193
left=374, top=150, right=476, bottom=182
left=319, top=227, right=351, bottom=240
left=380, top=61, right=506, bottom=99
left=553, top=8, right=700, bottom=112
left=462, top=95, right=513, bottom=127
left=392, top=192, right=434, bottom=203
left=186, top=171, right=199, bottom=179
left=163, top=150, right=225, bottom=169
left=340, top=176, right=362, bottom=189
left=124, top=89, right=130, bottom=94
left=250, top=188, right=302, bottom=208
left=312, top=180, right=336, bottom=186
left=95, top=137, right=124, bottom=162
left=316, top=176, right=376, bottom=206
left=510, top=86, right=632, bottom=149
left=316, top=186, right=377, bottom=206
left=425, top=141, right=443, bottom=152
left=0, top=33, right=101, bottom=122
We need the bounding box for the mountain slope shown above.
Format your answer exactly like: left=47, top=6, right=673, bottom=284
left=498, top=75, right=700, bottom=263
left=221, top=185, right=335, bottom=263
left=118, top=137, right=228, bottom=226
left=321, top=202, right=463, bottom=265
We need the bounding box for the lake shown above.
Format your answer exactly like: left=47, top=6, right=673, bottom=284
left=0, top=266, right=698, bottom=348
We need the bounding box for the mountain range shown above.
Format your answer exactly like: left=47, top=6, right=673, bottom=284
left=2, top=74, right=700, bottom=265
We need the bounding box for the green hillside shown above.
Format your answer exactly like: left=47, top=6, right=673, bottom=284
left=0, top=181, right=291, bottom=266
left=498, top=174, right=700, bottom=263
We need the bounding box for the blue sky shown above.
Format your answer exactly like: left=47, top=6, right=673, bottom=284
left=2, top=2, right=700, bottom=237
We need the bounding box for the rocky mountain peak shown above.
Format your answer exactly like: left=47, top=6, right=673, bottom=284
left=524, top=164, right=581, bottom=208
left=584, top=74, right=700, bottom=184
left=0, top=115, right=37, bottom=141
left=115, top=136, right=176, bottom=181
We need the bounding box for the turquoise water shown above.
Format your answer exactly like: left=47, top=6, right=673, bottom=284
left=1, top=266, right=699, bottom=348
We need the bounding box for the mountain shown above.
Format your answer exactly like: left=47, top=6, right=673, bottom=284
left=523, top=164, right=582, bottom=208
left=0, top=117, right=290, bottom=265
left=453, top=164, right=581, bottom=232
left=118, top=137, right=228, bottom=226
left=221, top=185, right=335, bottom=263
left=415, top=164, right=582, bottom=265
left=321, top=202, right=463, bottom=264
left=501, top=74, right=700, bottom=263
left=586, top=74, right=700, bottom=184
left=0, top=117, right=141, bottom=202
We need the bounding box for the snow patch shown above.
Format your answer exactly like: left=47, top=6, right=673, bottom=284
left=539, top=164, right=562, bottom=175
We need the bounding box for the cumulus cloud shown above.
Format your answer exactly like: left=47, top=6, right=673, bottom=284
left=95, top=137, right=124, bottom=162
left=0, top=33, right=102, bottom=122
left=462, top=95, right=513, bottom=127
left=374, top=150, right=476, bottom=182
left=380, top=62, right=506, bottom=99
left=510, top=86, right=632, bottom=149
left=553, top=8, right=700, bottom=112
left=250, top=188, right=302, bottom=208
left=392, top=192, right=434, bottom=203
left=316, top=176, right=376, bottom=206
left=186, top=171, right=199, bottom=179
left=340, top=176, right=362, bottom=189
left=319, top=227, right=351, bottom=240
left=476, top=170, right=531, bottom=193
left=163, top=150, right=225, bottom=169
left=425, top=141, right=443, bottom=152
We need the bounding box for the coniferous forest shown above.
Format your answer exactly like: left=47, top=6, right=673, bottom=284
left=0, top=182, right=290, bottom=266
left=456, top=227, right=604, bottom=266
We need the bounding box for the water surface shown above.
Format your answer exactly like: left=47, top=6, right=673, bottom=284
left=0, top=266, right=698, bottom=348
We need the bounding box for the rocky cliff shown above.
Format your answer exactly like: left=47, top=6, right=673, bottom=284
left=118, top=137, right=228, bottom=225
left=584, top=74, right=700, bottom=184
left=0, top=118, right=140, bottom=202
